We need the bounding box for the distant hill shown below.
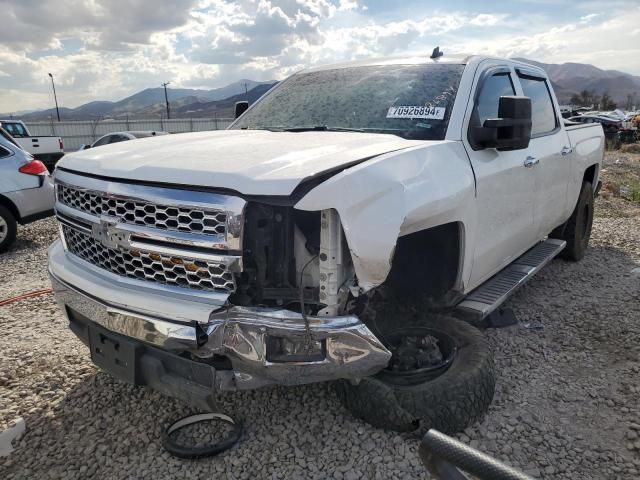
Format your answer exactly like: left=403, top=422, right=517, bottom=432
left=515, top=58, right=640, bottom=107
left=11, top=79, right=277, bottom=121
left=172, top=83, right=277, bottom=118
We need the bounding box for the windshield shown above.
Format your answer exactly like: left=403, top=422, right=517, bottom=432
left=231, top=64, right=465, bottom=141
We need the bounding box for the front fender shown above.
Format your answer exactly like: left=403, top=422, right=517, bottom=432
left=295, top=141, right=476, bottom=292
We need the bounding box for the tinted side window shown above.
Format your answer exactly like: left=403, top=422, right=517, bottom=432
left=0, top=145, right=12, bottom=158
left=92, top=135, right=112, bottom=147
left=518, top=75, right=557, bottom=136
left=109, top=135, right=128, bottom=144
left=473, top=72, right=515, bottom=125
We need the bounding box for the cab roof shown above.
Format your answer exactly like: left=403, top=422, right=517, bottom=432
left=301, top=53, right=546, bottom=78
left=303, top=53, right=473, bottom=72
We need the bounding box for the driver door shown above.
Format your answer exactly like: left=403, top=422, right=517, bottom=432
left=464, top=65, right=538, bottom=290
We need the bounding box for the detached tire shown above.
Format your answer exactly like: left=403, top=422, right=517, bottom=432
left=550, top=181, right=594, bottom=262
left=335, top=315, right=495, bottom=434
left=0, top=205, right=17, bottom=253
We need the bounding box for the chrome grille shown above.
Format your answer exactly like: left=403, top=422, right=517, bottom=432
left=57, top=184, right=227, bottom=236
left=61, top=225, right=236, bottom=293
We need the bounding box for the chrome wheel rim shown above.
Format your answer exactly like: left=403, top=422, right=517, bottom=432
left=0, top=216, right=7, bottom=243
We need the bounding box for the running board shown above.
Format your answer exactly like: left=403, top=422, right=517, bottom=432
left=456, top=239, right=566, bottom=321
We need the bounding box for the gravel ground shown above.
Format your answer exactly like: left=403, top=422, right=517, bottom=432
left=1, top=153, right=639, bottom=479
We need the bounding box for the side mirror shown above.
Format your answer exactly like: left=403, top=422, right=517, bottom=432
left=234, top=101, right=249, bottom=119
left=471, top=96, right=532, bottom=151
left=78, top=144, right=90, bottom=151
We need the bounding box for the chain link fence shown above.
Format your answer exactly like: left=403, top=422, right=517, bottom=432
left=25, top=117, right=235, bottom=152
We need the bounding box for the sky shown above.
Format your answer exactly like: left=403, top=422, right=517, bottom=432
left=1, top=0, right=640, bottom=113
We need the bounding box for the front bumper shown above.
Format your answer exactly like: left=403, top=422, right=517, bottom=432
left=49, top=240, right=390, bottom=392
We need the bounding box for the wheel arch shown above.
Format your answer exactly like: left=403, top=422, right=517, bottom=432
left=0, top=194, right=21, bottom=222
left=583, top=163, right=599, bottom=188
left=385, top=221, right=465, bottom=305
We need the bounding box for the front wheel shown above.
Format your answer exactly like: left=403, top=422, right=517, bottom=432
left=0, top=205, right=17, bottom=253
left=550, top=181, right=594, bottom=262
left=335, top=315, right=495, bottom=434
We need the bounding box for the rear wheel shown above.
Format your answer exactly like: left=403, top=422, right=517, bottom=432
left=0, top=205, right=17, bottom=253
left=550, top=181, right=594, bottom=261
left=335, top=315, right=495, bottom=434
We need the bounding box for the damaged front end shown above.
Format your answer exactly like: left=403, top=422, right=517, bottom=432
left=49, top=172, right=391, bottom=393
left=206, top=202, right=392, bottom=389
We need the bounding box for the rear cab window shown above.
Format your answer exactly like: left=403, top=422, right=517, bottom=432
left=516, top=71, right=558, bottom=136
left=1, top=122, right=29, bottom=138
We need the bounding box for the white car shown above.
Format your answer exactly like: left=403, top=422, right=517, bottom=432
left=80, top=131, right=169, bottom=150
left=0, top=119, right=64, bottom=172
left=48, top=53, right=603, bottom=433
left=0, top=128, right=54, bottom=252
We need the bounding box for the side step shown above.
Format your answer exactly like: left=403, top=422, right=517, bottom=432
left=456, top=239, right=566, bottom=322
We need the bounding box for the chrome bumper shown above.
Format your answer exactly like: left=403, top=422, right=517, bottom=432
left=50, top=273, right=390, bottom=391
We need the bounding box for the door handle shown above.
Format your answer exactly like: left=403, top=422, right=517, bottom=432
left=524, top=156, right=539, bottom=168
left=561, top=146, right=573, bottom=156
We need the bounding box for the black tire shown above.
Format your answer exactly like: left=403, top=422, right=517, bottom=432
left=550, top=181, right=594, bottom=262
left=335, top=315, right=495, bottom=434
left=0, top=205, right=17, bottom=253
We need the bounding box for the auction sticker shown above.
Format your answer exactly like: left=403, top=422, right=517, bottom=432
left=386, top=106, right=445, bottom=120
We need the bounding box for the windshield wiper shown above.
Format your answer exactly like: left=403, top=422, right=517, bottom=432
left=253, top=125, right=366, bottom=133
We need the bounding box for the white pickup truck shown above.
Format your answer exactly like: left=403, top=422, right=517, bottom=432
left=0, top=119, right=64, bottom=172
left=48, top=53, right=603, bottom=433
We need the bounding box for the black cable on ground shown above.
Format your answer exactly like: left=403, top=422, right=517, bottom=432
left=162, top=412, right=242, bottom=459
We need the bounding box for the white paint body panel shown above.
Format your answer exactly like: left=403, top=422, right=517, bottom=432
left=14, top=136, right=63, bottom=156
left=58, top=130, right=423, bottom=196
left=296, top=141, right=476, bottom=292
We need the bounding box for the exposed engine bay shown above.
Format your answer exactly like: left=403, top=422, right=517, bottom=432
left=230, top=203, right=357, bottom=317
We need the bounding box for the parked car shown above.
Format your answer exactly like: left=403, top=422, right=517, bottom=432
left=0, top=128, right=55, bottom=252
left=80, top=131, right=169, bottom=150
left=48, top=53, right=603, bottom=433
left=569, top=115, right=622, bottom=133
left=0, top=119, right=64, bottom=172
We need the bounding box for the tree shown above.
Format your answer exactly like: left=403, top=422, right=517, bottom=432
left=569, top=90, right=600, bottom=108
left=569, top=93, right=582, bottom=105
left=600, top=92, right=617, bottom=110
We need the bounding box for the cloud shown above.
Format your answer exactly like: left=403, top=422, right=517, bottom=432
left=0, top=0, right=199, bottom=51
left=579, top=13, right=599, bottom=23
left=449, top=8, right=640, bottom=72
left=469, top=14, right=508, bottom=26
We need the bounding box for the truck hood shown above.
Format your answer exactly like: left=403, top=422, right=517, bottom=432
left=58, top=130, right=424, bottom=196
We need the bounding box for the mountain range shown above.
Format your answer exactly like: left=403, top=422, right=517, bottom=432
left=513, top=58, right=640, bottom=107
left=5, top=58, right=640, bottom=121
left=9, top=79, right=277, bottom=121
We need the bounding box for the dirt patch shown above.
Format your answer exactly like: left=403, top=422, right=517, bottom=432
left=597, top=151, right=640, bottom=216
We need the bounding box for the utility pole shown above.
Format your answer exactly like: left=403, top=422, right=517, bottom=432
left=48, top=73, right=61, bottom=121
left=161, top=81, right=171, bottom=119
